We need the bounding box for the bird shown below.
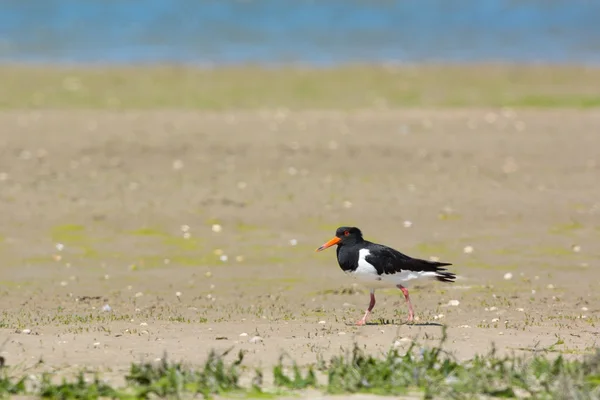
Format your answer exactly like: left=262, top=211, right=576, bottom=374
left=315, top=226, right=456, bottom=326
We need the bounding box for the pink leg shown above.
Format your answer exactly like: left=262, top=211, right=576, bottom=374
left=356, top=289, right=376, bottom=326
left=396, top=284, right=414, bottom=322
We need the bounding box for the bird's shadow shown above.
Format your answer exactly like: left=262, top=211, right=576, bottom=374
left=344, top=320, right=444, bottom=327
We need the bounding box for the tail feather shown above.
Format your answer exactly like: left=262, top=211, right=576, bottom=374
left=425, top=260, right=456, bottom=283
left=435, top=271, right=456, bottom=283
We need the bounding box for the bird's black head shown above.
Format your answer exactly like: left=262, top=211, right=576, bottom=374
left=315, top=226, right=364, bottom=252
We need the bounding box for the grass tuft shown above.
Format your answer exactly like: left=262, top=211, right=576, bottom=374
left=1, top=331, right=599, bottom=398
left=273, top=354, right=318, bottom=390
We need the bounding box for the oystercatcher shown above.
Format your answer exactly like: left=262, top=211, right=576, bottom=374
left=315, top=226, right=456, bottom=325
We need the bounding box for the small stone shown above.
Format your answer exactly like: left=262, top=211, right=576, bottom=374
left=176, top=291, right=182, bottom=297
left=503, top=272, right=513, bottom=280
left=289, top=239, right=298, bottom=246
left=447, top=300, right=460, bottom=307
left=547, top=284, right=555, bottom=290
left=205, top=271, right=212, bottom=278
left=498, top=332, right=504, bottom=335
left=55, top=243, right=65, bottom=251
left=140, top=322, right=148, bottom=327
left=172, top=160, right=184, bottom=170
left=516, top=308, right=525, bottom=312
left=403, top=221, right=412, bottom=228
left=393, top=338, right=412, bottom=347
left=249, top=336, right=263, bottom=344
left=93, top=342, right=101, bottom=347
left=572, top=245, right=581, bottom=253
left=318, top=320, right=326, bottom=324
left=342, top=200, right=352, bottom=209
left=135, top=292, right=143, bottom=297
left=21, top=329, right=31, bottom=334
left=211, top=224, right=222, bottom=233
left=220, top=255, right=228, bottom=262
left=101, top=304, right=112, bottom=312
left=492, top=318, right=500, bottom=323
left=582, top=307, right=589, bottom=311
left=463, top=246, right=474, bottom=254
left=338, top=332, right=346, bottom=335
left=239, top=332, right=248, bottom=337
left=180, top=225, right=190, bottom=233
left=458, top=325, right=471, bottom=328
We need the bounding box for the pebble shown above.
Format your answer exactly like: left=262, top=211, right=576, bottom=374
left=318, top=320, right=326, bottom=324
left=239, top=332, right=248, bottom=337
left=582, top=307, right=589, bottom=311
left=249, top=336, right=263, bottom=344
left=21, top=329, right=31, bottom=334
left=338, top=332, right=346, bottom=336
left=463, top=246, right=474, bottom=254
left=447, top=300, right=460, bottom=307
left=211, top=224, right=222, bottom=233
left=393, top=338, right=412, bottom=347
left=547, top=284, right=555, bottom=289
left=403, top=221, right=412, bottom=228
left=101, top=304, right=112, bottom=312
left=289, top=239, right=298, bottom=246
left=503, top=272, right=513, bottom=280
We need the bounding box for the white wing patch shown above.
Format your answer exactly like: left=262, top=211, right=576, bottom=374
left=345, top=248, right=439, bottom=289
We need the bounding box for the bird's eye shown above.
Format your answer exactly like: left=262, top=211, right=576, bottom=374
left=344, top=230, right=349, bottom=236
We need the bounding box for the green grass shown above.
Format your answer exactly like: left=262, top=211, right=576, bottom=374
left=2, top=328, right=599, bottom=399
left=2, top=64, right=600, bottom=109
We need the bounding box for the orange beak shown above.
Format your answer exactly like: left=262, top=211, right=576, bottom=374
left=315, top=236, right=341, bottom=252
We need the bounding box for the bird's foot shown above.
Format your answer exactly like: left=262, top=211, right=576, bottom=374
left=406, top=313, right=415, bottom=324
left=355, top=318, right=367, bottom=326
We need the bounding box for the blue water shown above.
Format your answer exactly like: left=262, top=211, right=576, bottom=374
left=1, top=0, right=599, bottom=65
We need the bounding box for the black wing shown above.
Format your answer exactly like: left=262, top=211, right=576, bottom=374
left=365, top=242, right=454, bottom=278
